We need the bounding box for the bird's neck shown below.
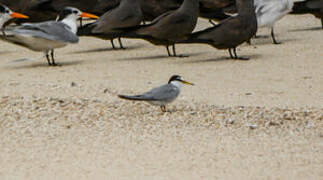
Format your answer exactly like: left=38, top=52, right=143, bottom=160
left=180, top=0, right=199, bottom=13
left=61, top=17, right=78, bottom=34
left=170, top=81, right=183, bottom=89
left=121, top=0, right=139, bottom=6
left=236, top=0, right=256, bottom=17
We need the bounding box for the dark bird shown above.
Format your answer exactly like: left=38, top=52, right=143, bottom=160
left=179, top=0, right=257, bottom=60
left=77, top=0, right=143, bottom=49
left=118, top=75, right=194, bottom=112
left=118, top=0, right=199, bottom=57
left=0, top=7, right=98, bottom=66
left=291, top=0, right=323, bottom=29
left=198, top=0, right=235, bottom=26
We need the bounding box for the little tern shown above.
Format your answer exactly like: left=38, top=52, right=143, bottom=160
left=118, top=75, right=194, bottom=112
left=0, top=4, right=29, bottom=29
left=0, top=7, right=98, bottom=66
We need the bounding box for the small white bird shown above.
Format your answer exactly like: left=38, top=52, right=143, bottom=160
left=255, top=0, right=304, bottom=44
left=1, top=7, right=98, bottom=66
left=118, top=75, right=194, bottom=112
left=0, top=4, right=29, bottom=29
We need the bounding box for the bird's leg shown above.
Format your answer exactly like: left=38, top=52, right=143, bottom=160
left=160, top=106, right=166, bottom=112
left=45, top=51, right=52, bottom=66
left=1, top=29, right=6, bottom=37
left=110, top=39, right=116, bottom=49
left=79, top=18, right=83, bottom=28
left=50, top=49, right=59, bottom=66
left=271, top=27, right=281, bottom=44
left=118, top=37, right=125, bottom=49
left=172, top=44, right=177, bottom=57
left=166, top=46, right=172, bottom=56
left=172, top=44, right=188, bottom=58
left=228, top=48, right=234, bottom=59
left=233, top=48, right=249, bottom=60
left=209, top=19, right=216, bottom=26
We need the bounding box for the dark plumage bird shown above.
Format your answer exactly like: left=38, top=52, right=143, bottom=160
left=291, top=0, right=323, bottom=29
left=77, top=0, right=143, bottom=49
left=179, top=0, right=257, bottom=60
left=198, top=0, right=235, bottom=26
left=118, top=0, right=199, bottom=57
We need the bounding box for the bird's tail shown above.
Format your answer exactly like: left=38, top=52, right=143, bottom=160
left=77, top=23, right=95, bottom=36
left=118, top=94, right=149, bottom=101
left=177, top=30, right=214, bottom=44
left=113, top=24, right=154, bottom=39
left=291, top=0, right=320, bottom=14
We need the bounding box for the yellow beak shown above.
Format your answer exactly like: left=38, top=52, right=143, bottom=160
left=10, top=12, right=29, bottom=19
left=182, top=80, right=194, bottom=86
left=80, top=12, right=99, bottom=19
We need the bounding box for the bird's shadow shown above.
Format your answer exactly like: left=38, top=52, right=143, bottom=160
left=5, top=60, right=83, bottom=70
left=71, top=44, right=145, bottom=54
left=289, top=26, right=322, bottom=32
left=184, top=54, right=261, bottom=64
left=117, top=52, right=205, bottom=61
left=251, top=38, right=298, bottom=46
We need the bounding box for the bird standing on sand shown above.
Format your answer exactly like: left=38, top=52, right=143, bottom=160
left=179, top=0, right=257, bottom=60
left=0, top=4, right=29, bottom=30
left=118, top=75, right=194, bottom=112
left=254, top=0, right=303, bottom=44
left=118, top=0, right=199, bottom=57
left=0, top=7, right=98, bottom=66
left=78, top=0, right=143, bottom=49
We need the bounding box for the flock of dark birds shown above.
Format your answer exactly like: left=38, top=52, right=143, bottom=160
left=0, top=0, right=322, bottom=63
left=0, top=0, right=321, bottom=111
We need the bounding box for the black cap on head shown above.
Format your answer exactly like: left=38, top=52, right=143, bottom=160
left=0, top=4, right=9, bottom=14
left=57, top=7, right=80, bottom=21
left=168, top=75, right=182, bottom=84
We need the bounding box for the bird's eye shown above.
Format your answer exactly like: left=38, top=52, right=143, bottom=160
left=5, top=10, right=9, bottom=13
left=73, top=10, right=78, bottom=14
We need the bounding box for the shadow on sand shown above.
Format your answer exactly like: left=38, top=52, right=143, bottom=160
left=5, top=60, right=83, bottom=70
left=71, top=44, right=145, bottom=54
left=289, top=26, right=322, bottom=32
left=117, top=52, right=206, bottom=61
left=183, top=54, right=262, bottom=64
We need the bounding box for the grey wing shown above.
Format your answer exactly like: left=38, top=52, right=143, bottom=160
left=143, top=84, right=180, bottom=101
left=12, top=21, right=79, bottom=43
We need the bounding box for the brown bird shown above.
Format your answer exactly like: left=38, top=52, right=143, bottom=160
left=118, top=0, right=199, bottom=57
left=77, top=0, right=143, bottom=49
left=198, top=0, right=235, bottom=26
left=179, top=0, right=257, bottom=60
left=291, top=0, right=323, bottom=29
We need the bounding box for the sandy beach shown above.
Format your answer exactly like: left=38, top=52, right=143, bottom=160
left=0, top=14, right=322, bottom=179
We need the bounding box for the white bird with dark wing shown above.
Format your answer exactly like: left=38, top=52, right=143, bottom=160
left=255, top=0, right=304, bottom=44
left=118, top=75, right=194, bottom=112
left=0, top=7, right=98, bottom=66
